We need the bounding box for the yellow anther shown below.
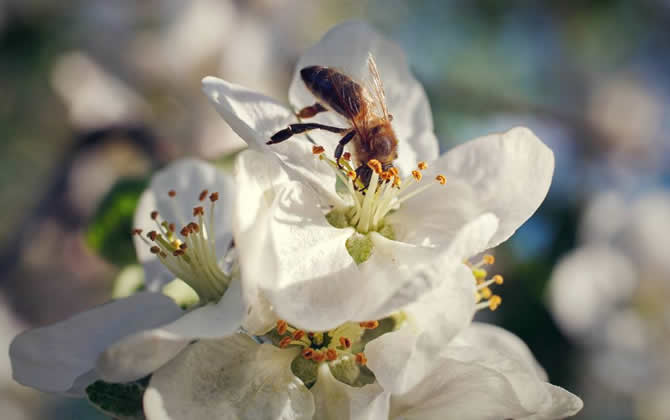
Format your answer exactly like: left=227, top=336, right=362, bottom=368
left=302, top=348, right=314, bottom=360
left=435, top=174, right=446, bottom=185
left=312, top=145, right=325, bottom=155
left=489, top=295, right=502, bottom=311
left=355, top=352, right=368, bottom=365
left=483, top=254, right=495, bottom=265
left=367, top=159, right=383, bottom=174
left=412, top=170, right=423, bottom=181
left=359, top=320, right=379, bottom=329
left=347, top=171, right=356, bottom=179
left=325, top=349, right=338, bottom=361
left=381, top=171, right=393, bottom=181
left=418, top=161, right=428, bottom=170
left=279, top=336, right=292, bottom=348
left=472, top=268, right=487, bottom=280
left=312, top=351, right=326, bottom=363
left=493, top=274, right=504, bottom=285
left=389, top=167, right=399, bottom=176
left=480, top=287, right=492, bottom=299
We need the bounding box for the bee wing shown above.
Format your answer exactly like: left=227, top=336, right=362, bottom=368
left=365, top=53, right=391, bottom=122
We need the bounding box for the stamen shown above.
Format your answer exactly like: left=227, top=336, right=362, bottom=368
left=367, top=159, right=382, bottom=174
left=292, top=330, right=305, bottom=340
left=312, top=351, right=326, bottom=363
left=132, top=228, right=143, bottom=235
left=435, top=174, right=446, bottom=185
left=359, top=321, right=379, bottom=329
left=339, top=337, right=351, bottom=349
left=277, top=320, right=288, bottom=335
left=342, top=152, right=351, bottom=161
left=136, top=189, right=231, bottom=304
left=302, top=348, right=314, bottom=360
left=279, top=337, right=292, bottom=349
left=317, top=154, right=446, bottom=234
left=325, top=349, right=338, bottom=361
left=312, top=145, right=325, bottom=155
left=489, top=295, right=502, bottom=310
left=355, top=353, right=367, bottom=365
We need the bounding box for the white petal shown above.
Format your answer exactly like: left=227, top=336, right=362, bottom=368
left=390, top=325, right=583, bottom=420
left=366, top=264, right=476, bottom=394
left=288, top=21, right=438, bottom=175
left=311, top=363, right=390, bottom=420
left=202, top=76, right=294, bottom=151
left=457, top=323, right=547, bottom=381
left=518, top=384, right=584, bottom=420
left=134, top=158, right=235, bottom=290
left=97, top=277, right=245, bottom=383
left=392, top=126, right=554, bottom=250
left=204, top=78, right=341, bottom=203
left=10, top=293, right=182, bottom=395
left=144, top=334, right=314, bottom=420
left=361, top=213, right=497, bottom=322
left=547, top=245, right=636, bottom=338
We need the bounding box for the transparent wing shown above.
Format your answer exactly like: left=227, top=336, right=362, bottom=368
left=365, top=53, right=391, bottom=121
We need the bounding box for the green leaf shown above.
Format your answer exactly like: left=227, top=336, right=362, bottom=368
left=86, top=380, right=147, bottom=420
left=86, top=178, right=148, bottom=266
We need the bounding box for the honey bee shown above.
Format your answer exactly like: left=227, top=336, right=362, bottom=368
left=267, top=55, right=398, bottom=188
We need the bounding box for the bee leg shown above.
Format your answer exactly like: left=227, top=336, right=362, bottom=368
left=296, top=103, right=327, bottom=119
left=334, top=130, right=356, bottom=168
left=267, top=123, right=347, bottom=145
left=355, top=165, right=373, bottom=191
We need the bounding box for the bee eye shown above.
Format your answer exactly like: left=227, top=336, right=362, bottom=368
left=374, top=136, right=393, bottom=156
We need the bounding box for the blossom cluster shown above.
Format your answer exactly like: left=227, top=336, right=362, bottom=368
left=10, top=22, right=582, bottom=420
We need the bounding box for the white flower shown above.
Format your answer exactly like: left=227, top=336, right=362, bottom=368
left=142, top=262, right=581, bottom=419
left=202, top=21, right=554, bottom=331
left=141, top=258, right=478, bottom=420
left=10, top=159, right=245, bottom=394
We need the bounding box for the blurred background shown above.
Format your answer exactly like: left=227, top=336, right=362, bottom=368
left=1, top=0, right=668, bottom=418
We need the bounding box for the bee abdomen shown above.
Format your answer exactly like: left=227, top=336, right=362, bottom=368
left=300, top=66, right=364, bottom=118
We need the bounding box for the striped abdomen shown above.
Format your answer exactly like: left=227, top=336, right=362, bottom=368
left=300, top=66, right=367, bottom=119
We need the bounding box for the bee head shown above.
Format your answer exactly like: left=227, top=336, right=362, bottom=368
left=370, top=123, right=398, bottom=162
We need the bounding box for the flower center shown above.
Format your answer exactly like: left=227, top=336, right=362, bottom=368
left=315, top=146, right=446, bottom=236
left=468, top=254, right=504, bottom=312
left=133, top=189, right=232, bottom=303
left=270, top=318, right=382, bottom=386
